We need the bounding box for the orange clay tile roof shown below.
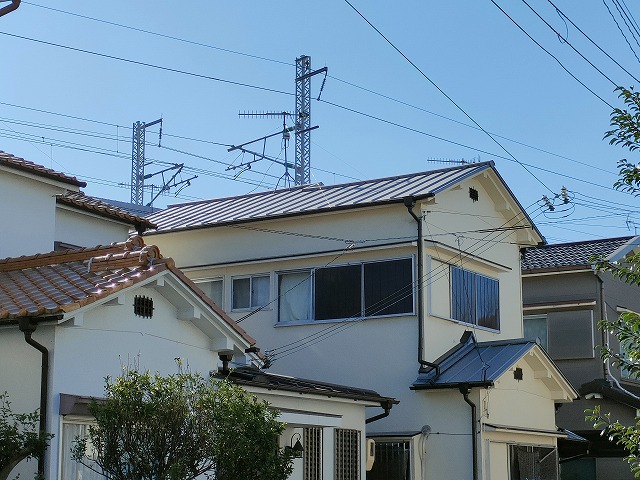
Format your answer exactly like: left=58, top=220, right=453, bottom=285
left=0, top=236, right=256, bottom=346
left=0, top=150, right=86, bottom=187
left=57, top=191, right=157, bottom=231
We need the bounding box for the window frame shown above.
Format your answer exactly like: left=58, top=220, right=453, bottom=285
left=276, top=257, right=415, bottom=324
left=59, top=417, right=104, bottom=480
left=450, top=265, right=500, bottom=331
left=231, top=274, right=271, bottom=311
left=335, top=428, right=360, bottom=480
left=194, top=277, right=224, bottom=309
left=523, top=314, right=549, bottom=351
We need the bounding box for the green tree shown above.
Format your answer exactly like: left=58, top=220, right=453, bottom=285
left=72, top=368, right=294, bottom=480
left=587, top=86, right=640, bottom=478
left=0, top=392, right=52, bottom=480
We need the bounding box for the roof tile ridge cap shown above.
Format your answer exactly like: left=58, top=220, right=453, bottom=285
left=0, top=241, right=138, bottom=271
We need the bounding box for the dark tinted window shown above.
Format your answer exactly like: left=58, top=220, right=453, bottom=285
left=364, top=259, right=413, bottom=316
left=315, top=265, right=361, bottom=320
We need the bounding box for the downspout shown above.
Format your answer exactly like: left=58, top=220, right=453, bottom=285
left=365, top=400, right=394, bottom=424
left=596, top=274, right=610, bottom=381
left=0, top=0, right=20, bottom=17
left=460, top=385, right=478, bottom=480
left=403, top=195, right=440, bottom=375
left=18, top=318, right=49, bottom=479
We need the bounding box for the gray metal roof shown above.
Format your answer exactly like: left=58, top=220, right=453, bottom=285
left=412, top=332, right=538, bottom=390
left=147, top=162, right=498, bottom=233
left=521, top=236, right=638, bottom=271
left=221, top=366, right=398, bottom=406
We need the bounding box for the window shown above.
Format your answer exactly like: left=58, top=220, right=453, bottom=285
left=196, top=278, right=223, bottom=307
left=278, top=258, right=414, bottom=323
left=524, top=315, right=548, bottom=351
left=304, top=427, right=322, bottom=480
left=367, top=440, right=410, bottom=480
left=232, top=275, right=270, bottom=310
left=451, top=266, right=499, bottom=330
left=335, top=429, right=360, bottom=480
left=509, top=445, right=558, bottom=480
left=60, top=421, right=105, bottom=479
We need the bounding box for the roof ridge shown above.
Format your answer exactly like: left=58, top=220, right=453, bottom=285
left=0, top=150, right=86, bottom=187
left=534, top=236, right=634, bottom=249
left=164, top=162, right=494, bottom=209
left=0, top=236, right=146, bottom=271
left=57, top=191, right=157, bottom=230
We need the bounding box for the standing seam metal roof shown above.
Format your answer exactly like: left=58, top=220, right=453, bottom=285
left=147, top=162, right=495, bottom=232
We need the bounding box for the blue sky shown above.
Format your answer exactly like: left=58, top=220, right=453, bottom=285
left=2, top=1, right=640, bottom=243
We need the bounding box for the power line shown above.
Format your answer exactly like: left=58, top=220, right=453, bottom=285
left=546, top=0, right=640, bottom=84
left=521, top=0, right=618, bottom=87
left=0, top=31, right=293, bottom=96
left=489, top=0, right=615, bottom=108
left=343, top=0, right=555, bottom=195
left=602, top=0, right=640, bottom=63
left=22, top=1, right=294, bottom=67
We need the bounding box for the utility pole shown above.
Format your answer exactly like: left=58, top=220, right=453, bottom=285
left=295, top=55, right=327, bottom=185
left=131, top=118, right=162, bottom=205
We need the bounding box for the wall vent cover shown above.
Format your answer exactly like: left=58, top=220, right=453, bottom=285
left=134, top=295, right=154, bottom=318
left=469, top=187, right=479, bottom=202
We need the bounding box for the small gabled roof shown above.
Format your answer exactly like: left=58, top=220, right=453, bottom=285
left=580, top=378, right=640, bottom=410
left=0, top=150, right=86, bottom=188
left=146, top=162, right=541, bottom=242
left=0, top=236, right=255, bottom=346
left=521, top=236, right=640, bottom=272
left=57, top=191, right=157, bottom=232
left=412, top=332, right=577, bottom=401
left=222, top=366, right=398, bottom=407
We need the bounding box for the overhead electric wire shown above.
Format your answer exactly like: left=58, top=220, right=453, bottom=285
left=343, top=0, right=555, bottom=195
left=602, top=0, right=640, bottom=63
left=521, top=0, right=618, bottom=87
left=611, top=0, right=640, bottom=50
left=547, top=0, right=640, bottom=84
left=23, top=2, right=293, bottom=67
left=489, top=0, right=615, bottom=108
left=0, top=31, right=294, bottom=96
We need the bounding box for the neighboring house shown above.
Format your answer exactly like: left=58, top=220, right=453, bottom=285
left=522, top=236, right=640, bottom=480
left=0, top=237, right=395, bottom=480
left=146, top=161, right=578, bottom=480
left=0, top=150, right=155, bottom=257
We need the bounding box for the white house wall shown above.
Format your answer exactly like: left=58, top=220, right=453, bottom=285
left=54, top=206, right=133, bottom=248
left=0, top=170, right=62, bottom=257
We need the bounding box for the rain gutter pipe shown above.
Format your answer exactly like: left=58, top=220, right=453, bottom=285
left=365, top=400, right=395, bottom=424
left=403, top=195, right=440, bottom=375
left=0, top=0, right=21, bottom=17
left=18, top=318, right=49, bottom=478
left=460, top=385, right=478, bottom=480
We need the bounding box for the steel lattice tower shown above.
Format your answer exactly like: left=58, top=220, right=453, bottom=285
left=131, top=121, right=145, bottom=205
left=295, top=55, right=312, bottom=185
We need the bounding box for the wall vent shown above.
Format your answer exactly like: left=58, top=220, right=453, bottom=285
left=133, top=295, right=154, bottom=318
left=469, top=187, right=479, bottom=202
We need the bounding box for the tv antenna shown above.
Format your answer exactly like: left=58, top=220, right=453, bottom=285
left=228, top=55, right=327, bottom=187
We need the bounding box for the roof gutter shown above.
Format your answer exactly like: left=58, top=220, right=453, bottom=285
left=18, top=318, right=49, bottom=479
left=0, top=0, right=20, bottom=17
left=404, top=195, right=440, bottom=376
left=365, top=399, right=396, bottom=424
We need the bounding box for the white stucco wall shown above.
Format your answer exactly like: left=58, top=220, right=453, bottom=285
left=54, top=206, right=133, bottom=248
left=0, top=169, right=64, bottom=258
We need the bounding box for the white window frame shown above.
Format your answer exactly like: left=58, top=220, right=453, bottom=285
left=276, top=256, right=415, bottom=324
left=194, top=277, right=224, bottom=309
left=231, top=274, right=271, bottom=311
left=59, top=417, right=104, bottom=480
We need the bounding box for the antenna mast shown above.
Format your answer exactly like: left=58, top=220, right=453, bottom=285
left=295, top=55, right=327, bottom=185
left=131, top=118, right=162, bottom=205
